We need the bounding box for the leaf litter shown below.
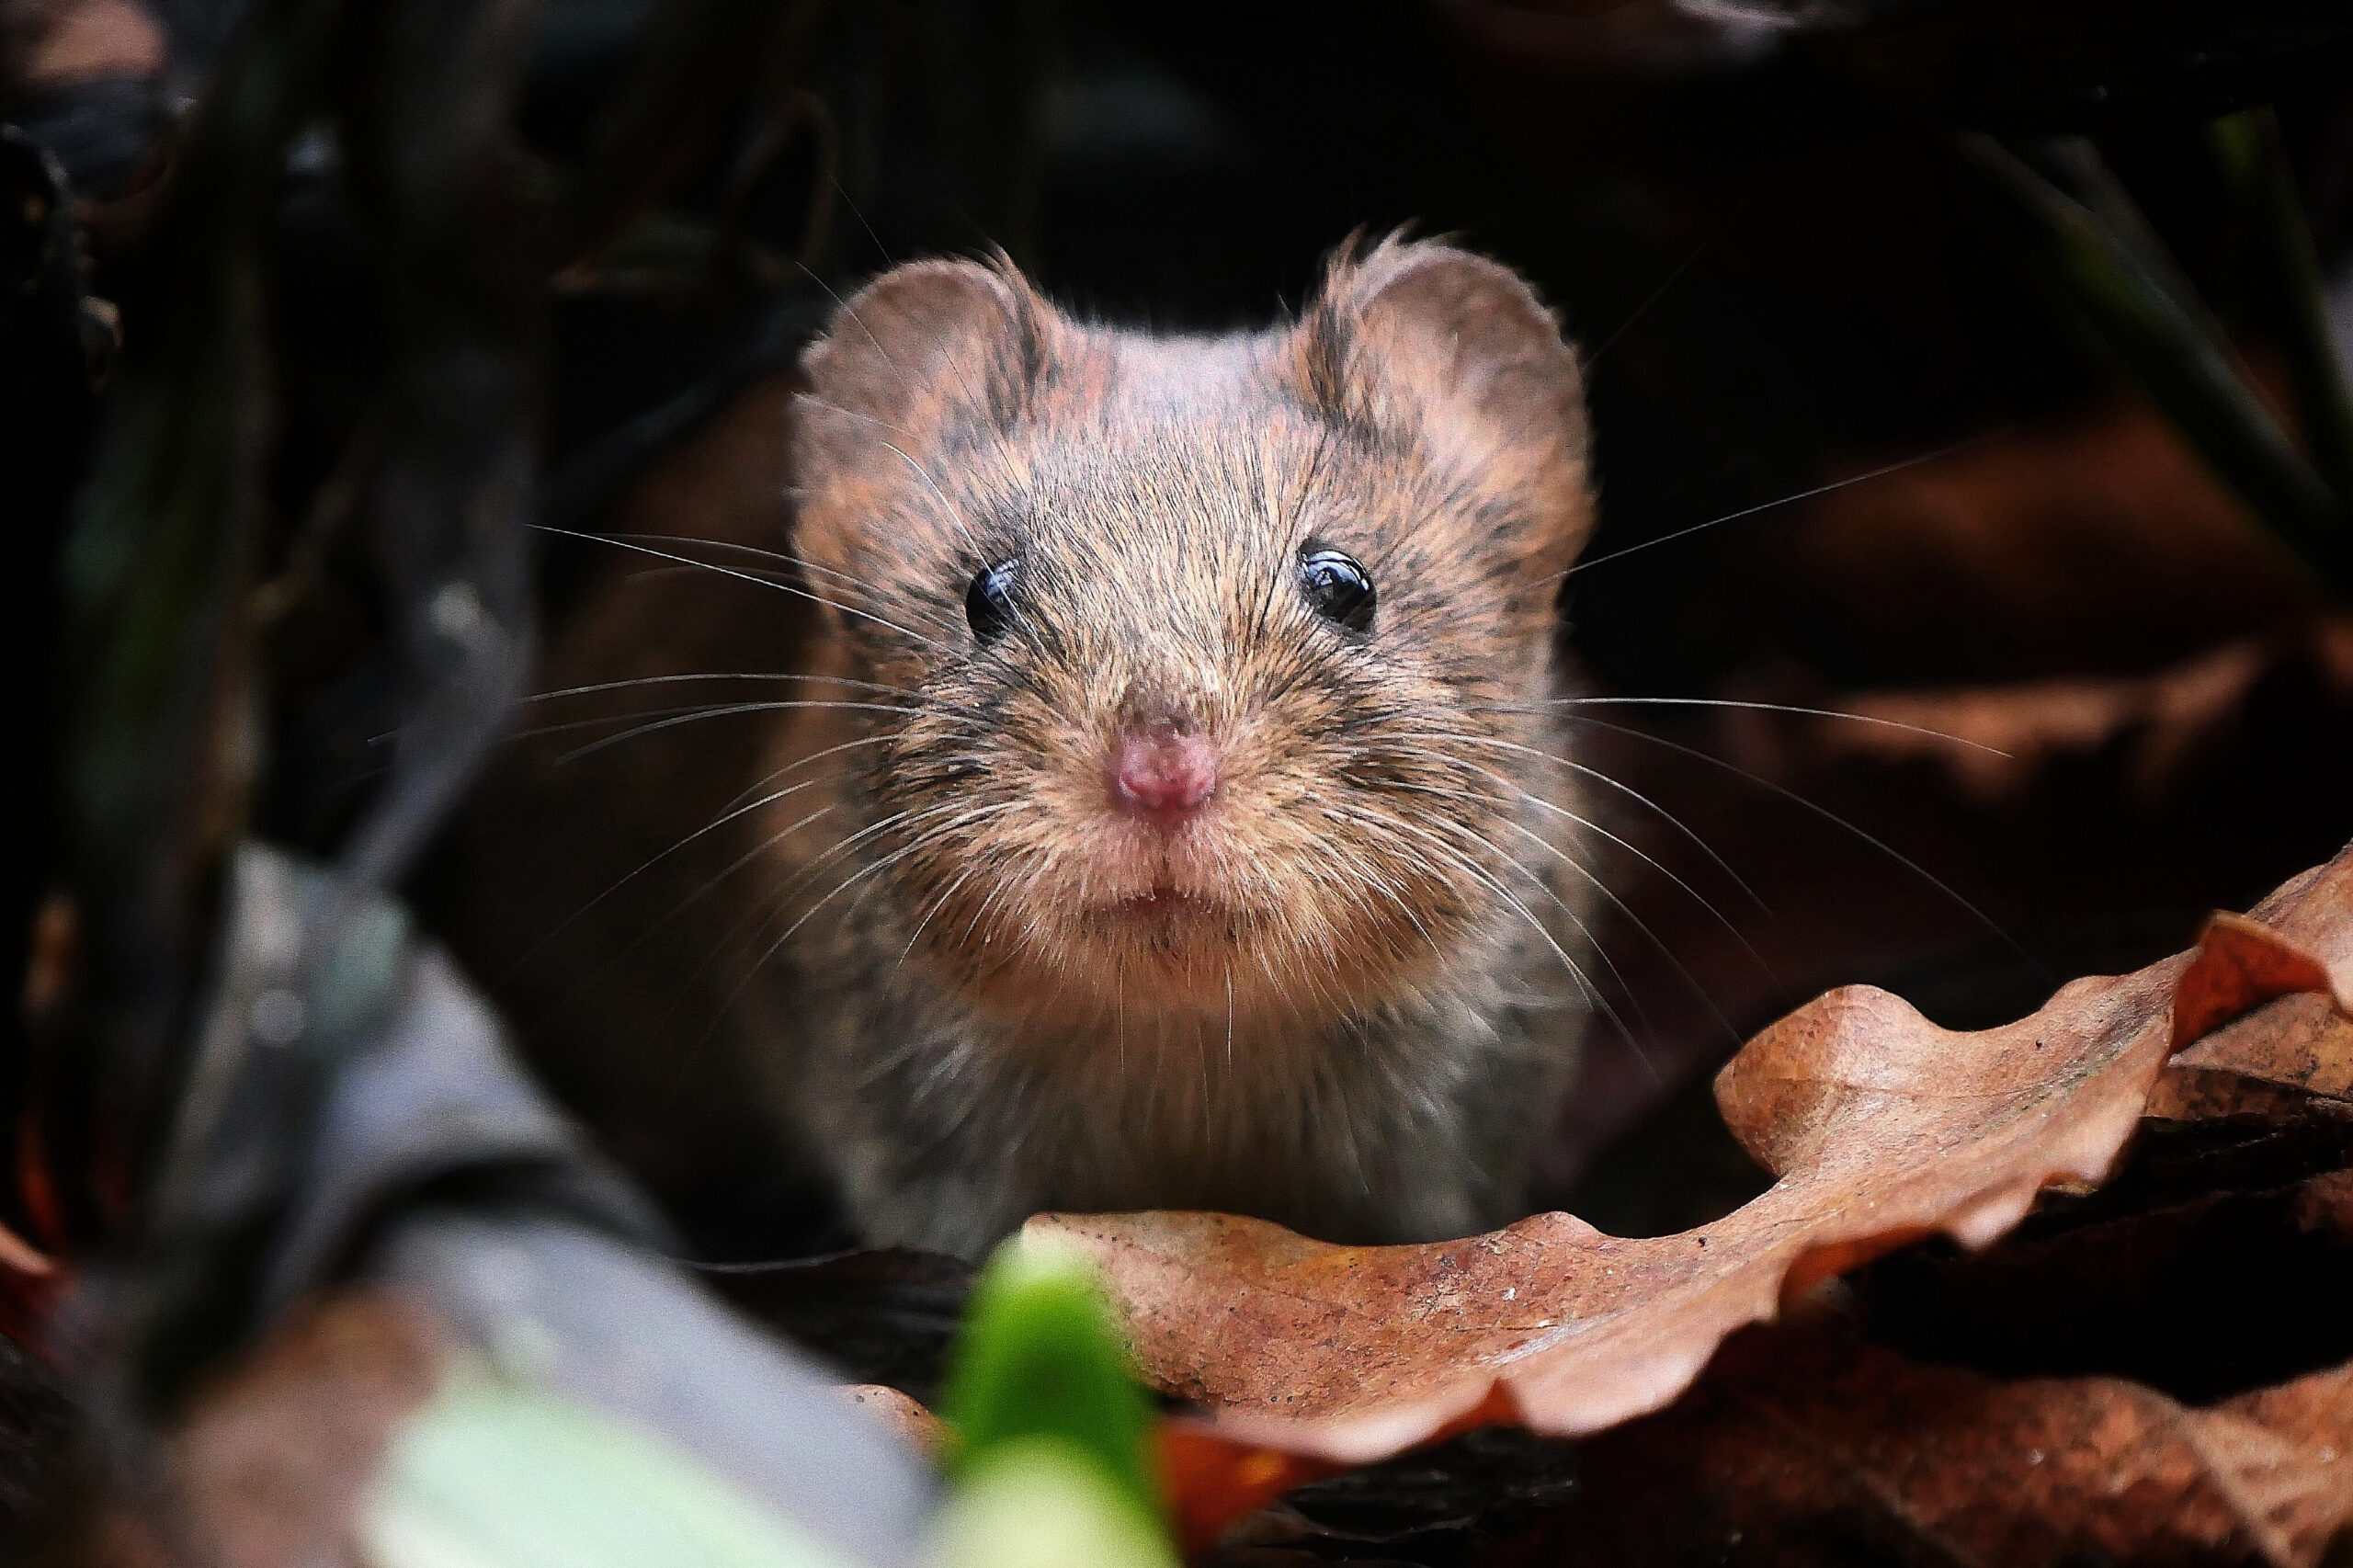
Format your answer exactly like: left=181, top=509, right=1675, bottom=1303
left=1517, top=1317, right=2353, bottom=1568
left=125, top=842, right=2353, bottom=1562
left=1030, top=840, right=2353, bottom=1551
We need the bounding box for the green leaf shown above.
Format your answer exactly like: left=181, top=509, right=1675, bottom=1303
left=928, top=1437, right=1179, bottom=1568
left=937, top=1233, right=1162, bottom=1533
left=363, top=1375, right=864, bottom=1568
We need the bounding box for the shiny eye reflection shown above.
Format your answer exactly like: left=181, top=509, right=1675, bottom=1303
left=1298, top=545, right=1375, bottom=632
left=965, top=558, right=1019, bottom=642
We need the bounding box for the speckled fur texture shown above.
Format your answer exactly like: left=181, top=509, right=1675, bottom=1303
left=762, top=237, right=1605, bottom=1255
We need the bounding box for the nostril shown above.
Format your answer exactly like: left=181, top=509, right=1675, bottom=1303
left=1112, top=729, right=1219, bottom=825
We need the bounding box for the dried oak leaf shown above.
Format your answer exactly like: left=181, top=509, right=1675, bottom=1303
left=1035, top=840, right=2353, bottom=1468
left=1158, top=1426, right=1347, bottom=1556
left=836, top=1383, right=949, bottom=1456
left=68, top=1291, right=453, bottom=1568
left=1, top=0, right=164, bottom=97
left=2153, top=864, right=2353, bottom=1120
left=1746, top=619, right=2353, bottom=815
left=0, top=1222, right=58, bottom=1348
left=1515, top=1318, right=2353, bottom=1568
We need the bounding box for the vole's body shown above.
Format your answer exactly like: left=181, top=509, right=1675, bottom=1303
left=749, top=239, right=1603, bottom=1255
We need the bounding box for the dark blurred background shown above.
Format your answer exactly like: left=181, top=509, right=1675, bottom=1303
left=11, top=0, right=2353, bottom=1258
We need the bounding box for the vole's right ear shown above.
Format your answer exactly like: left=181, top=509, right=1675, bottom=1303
left=791, top=259, right=1056, bottom=537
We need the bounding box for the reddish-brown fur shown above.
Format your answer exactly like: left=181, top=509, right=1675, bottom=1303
left=748, top=238, right=1604, bottom=1252
left=443, top=239, right=1602, bottom=1255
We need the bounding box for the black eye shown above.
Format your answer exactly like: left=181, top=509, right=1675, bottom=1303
left=1298, top=546, right=1375, bottom=633
left=965, top=558, right=1019, bottom=642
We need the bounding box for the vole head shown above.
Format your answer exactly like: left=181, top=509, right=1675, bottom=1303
left=787, top=237, right=1592, bottom=1034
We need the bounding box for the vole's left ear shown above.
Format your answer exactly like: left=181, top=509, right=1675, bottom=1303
left=1289, top=237, right=1593, bottom=566
left=790, top=256, right=1062, bottom=583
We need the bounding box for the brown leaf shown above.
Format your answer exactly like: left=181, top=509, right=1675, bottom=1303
left=1040, top=842, right=2353, bottom=1470
left=1, top=0, right=164, bottom=97
left=1771, top=403, right=2325, bottom=687
left=1158, top=1425, right=1350, bottom=1557
left=2177, top=996, right=2353, bottom=1106
left=2174, top=914, right=2350, bottom=1054
left=2152, top=862, right=2353, bottom=1121
left=818, top=1379, right=1351, bottom=1553
left=1609, top=618, right=2353, bottom=1200
left=1849, top=1143, right=2353, bottom=1419
left=1513, top=1321, right=2353, bottom=1568
left=0, top=1222, right=58, bottom=1349
left=1039, top=963, right=2178, bottom=1464
left=133, top=1293, right=449, bottom=1568
left=1754, top=621, right=2353, bottom=816
left=835, top=1383, right=949, bottom=1457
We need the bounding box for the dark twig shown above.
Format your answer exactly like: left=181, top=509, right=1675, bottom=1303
left=2209, top=105, right=2353, bottom=510
left=1956, top=131, right=2353, bottom=597
left=60, top=0, right=335, bottom=1245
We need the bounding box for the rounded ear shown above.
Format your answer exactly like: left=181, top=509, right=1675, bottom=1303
left=790, top=257, right=1057, bottom=572
left=1290, top=237, right=1593, bottom=562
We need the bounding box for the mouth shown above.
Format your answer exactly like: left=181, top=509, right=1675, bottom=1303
left=1097, top=886, right=1227, bottom=936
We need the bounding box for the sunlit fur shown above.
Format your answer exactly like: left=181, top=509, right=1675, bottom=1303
left=763, top=237, right=1601, bottom=1254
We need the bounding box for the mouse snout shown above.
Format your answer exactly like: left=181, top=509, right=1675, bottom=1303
left=1109, top=714, right=1219, bottom=831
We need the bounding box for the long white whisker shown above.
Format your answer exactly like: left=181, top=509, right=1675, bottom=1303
left=712, top=733, right=899, bottom=817
left=603, top=532, right=962, bottom=635
left=1332, top=801, right=1642, bottom=1064
left=524, top=670, right=935, bottom=706
left=1565, top=712, right=2045, bottom=978
left=1224, top=963, right=1235, bottom=1071
left=548, top=700, right=926, bottom=765
left=644, top=801, right=857, bottom=961
left=875, top=437, right=1053, bottom=653
left=676, top=798, right=988, bottom=1007
left=794, top=260, right=904, bottom=381
left=1391, top=740, right=1781, bottom=992
left=1381, top=767, right=1711, bottom=1017
left=1517, top=781, right=1779, bottom=991
left=1584, top=225, right=1723, bottom=368
left=899, top=865, right=982, bottom=964
left=518, top=696, right=914, bottom=740
left=505, top=767, right=869, bottom=977
left=531, top=523, right=957, bottom=653
left=764, top=798, right=989, bottom=918
left=728, top=802, right=1020, bottom=1006
left=1551, top=696, right=2013, bottom=756
left=1494, top=812, right=1741, bottom=1049
left=881, top=440, right=991, bottom=568
left=1562, top=431, right=1996, bottom=580
left=1428, top=730, right=1769, bottom=914
left=1405, top=807, right=1663, bottom=1060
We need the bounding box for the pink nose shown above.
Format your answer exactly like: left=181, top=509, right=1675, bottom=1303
left=1111, top=724, right=1219, bottom=829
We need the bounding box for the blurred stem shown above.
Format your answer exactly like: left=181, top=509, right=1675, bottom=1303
left=2040, top=137, right=2232, bottom=356
left=1957, top=132, right=2353, bottom=597
left=2208, top=106, right=2353, bottom=509
left=62, top=0, right=335, bottom=1213
left=69, top=0, right=309, bottom=858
